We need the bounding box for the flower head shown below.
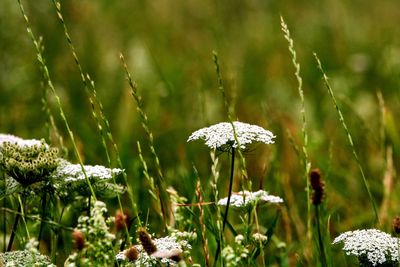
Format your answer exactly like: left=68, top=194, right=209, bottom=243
left=332, top=229, right=399, bottom=266
left=52, top=160, right=123, bottom=182
left=0, top=139, right=59, bottom=185
left=52, top=160, right=125, bottom=200
left=116, top=234, right=191, bottom=266
left=217, top=190, right=283, bottom=209
left=188, top=121, right=275, bottom=150
left=0, top=134, right=45, bottom=148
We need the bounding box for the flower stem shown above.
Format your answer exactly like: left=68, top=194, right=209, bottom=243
left=315, top=205, right=327, bottom=267
left=37, top=192, right=47, bottom=248
left=7, top=200, right=22, bottom=251
left=223, top=147, right=235, bottom=231
left=214, top=146, right=236, bottom=266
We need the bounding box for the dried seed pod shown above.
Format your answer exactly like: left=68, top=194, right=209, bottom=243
left=125, top=246, right=139, bottom=262
left=138, top=228, right=157, bottom=255
left=309, top=168, right=324, bottom=205
left=72, top=230, right=85, bottom=251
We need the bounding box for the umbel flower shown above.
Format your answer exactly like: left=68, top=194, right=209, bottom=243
left=0, top=134, right=44, bottom=148
left=187, top=121, right=275, bottom=151
left=116, top=233, right=191, bottom=266
left=0, top=238, right=55, bottom=266
left=0, top=136, right=59, bottom=186
left=333, top=229, right=399, bottom=266
left=217, top=190, right=284, bottom=210
left=52, top=160, right=125, bottom=200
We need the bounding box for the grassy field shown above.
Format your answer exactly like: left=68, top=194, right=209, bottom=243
left=1, top=0, right=400, bottom=266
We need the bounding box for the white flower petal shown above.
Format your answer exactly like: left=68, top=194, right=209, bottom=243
left=188, top=121, right=275, bottom=150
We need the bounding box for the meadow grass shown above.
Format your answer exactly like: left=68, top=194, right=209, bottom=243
left=1, top=1, right=400, bottom=266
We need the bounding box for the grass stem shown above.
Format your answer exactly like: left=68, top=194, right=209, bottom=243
left=314, top=53, right=379, bottom=224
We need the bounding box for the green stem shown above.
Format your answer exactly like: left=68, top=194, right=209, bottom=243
left=2, top=173, right=6, bottom=252
left=314, top=53, right=379, bottom=224
left=37, top=192, right=47, bottom=248
left=214, top=147, right=236, bottom=266
left=222, top=147, right=235, bottom=231
left=7, top=200, right=21, bottom=251
left=315, top=205, right=327, bottom=267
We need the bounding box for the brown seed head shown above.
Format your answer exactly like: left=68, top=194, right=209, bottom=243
left=393, top=216, right=400, bottom=234
left=138, top=227, right=157, bottom=255
left=309, top=168, right=324, bottom=205
left=72, top=230, right=85, bottom=251
left=125, top=246, right=139, bottom=262
left=115, top=210, right=128, bottom=232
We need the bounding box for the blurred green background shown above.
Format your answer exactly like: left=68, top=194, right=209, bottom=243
left=1, top=0, right=400, bottom=265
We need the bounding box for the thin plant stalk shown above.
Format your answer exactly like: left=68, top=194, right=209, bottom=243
left=50, top=1, right=138, bottom=241
left=37, top=192, right=47, bottom=248
left=2, top=173, right=5, bottom=252
left=120, top=53, right=171, bottom=227
left=209, top=150, right=223, bottom=267
left=212, top=52, right=250, bottom=190
left=7, top=199, right=21, bottom=251
left=315, top=206, right=327, bottom=267
left=195, top=175, right=210, bottom=267
left=222, top=147, right=235, bottom=232
left=280, top=16, right=312, bottom=242
left=314, top=53, right=379, bottom=224
left=16, top=0, right=97, bottom=201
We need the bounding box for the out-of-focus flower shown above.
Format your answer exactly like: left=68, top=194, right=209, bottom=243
left=333, top=229, right=399, bottom=266
left=393, top=216, right=400, bottom=235
left=217, top=190, right=283, bottom=209
left=188, top=121, right=275, bottom=151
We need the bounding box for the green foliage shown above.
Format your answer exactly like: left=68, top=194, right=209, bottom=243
left=65, top=201, right=115, bottom=267
left=1, top=0, right=400, bottom=266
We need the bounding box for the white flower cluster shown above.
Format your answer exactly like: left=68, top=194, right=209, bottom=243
left=0, top=134, right=45, bottom=148
left=187, top=121, right=275, bottom=150
left=217, top=190, right=284, bottom=209
left=117, top=235, right=191, bottom=266
left=53, top=160, right=123, bottom=182
left=332, top=229, right=399, bottom=266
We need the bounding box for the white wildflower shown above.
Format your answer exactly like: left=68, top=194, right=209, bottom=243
left=217, top=190, right=283, bottom=209
left=117, top=235, right=191, bottom=266
left=332, top=229, right=399, bottom=266
left=187, top=121, right=275, bottom=150
left=0, top=134, right=46, bottom=148
left=53, top=160, right=123, bottom=182
left=252, top=233, right=268, bottom=243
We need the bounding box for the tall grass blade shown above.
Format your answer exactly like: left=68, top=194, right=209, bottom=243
left=120, top=53, right=171, bottom=228
left=313, top=53, right=379, bottom=224
left=280, top=16, right=312, bottom=243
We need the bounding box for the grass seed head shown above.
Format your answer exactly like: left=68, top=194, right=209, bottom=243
left=393, top=216, right=400, bottom=235
left=138, top=228, right=157, bottom=255
left=310, top=168, right=324, bottom=205
left=125, top=246, right=139, bottom=262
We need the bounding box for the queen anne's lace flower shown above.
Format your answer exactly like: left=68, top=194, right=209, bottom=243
left=0, top=134, right=46, bottom=148
left=52, top=160, right=125, bottom=200
left=217, top=190, right=283, bottom=209
left=332, top=229, right=399, bottom=266
left=53, top=160, right=123, bottom=182
left=117, top=235, right=191, bottom=266
left=187, top=121, right=275, bottom=150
